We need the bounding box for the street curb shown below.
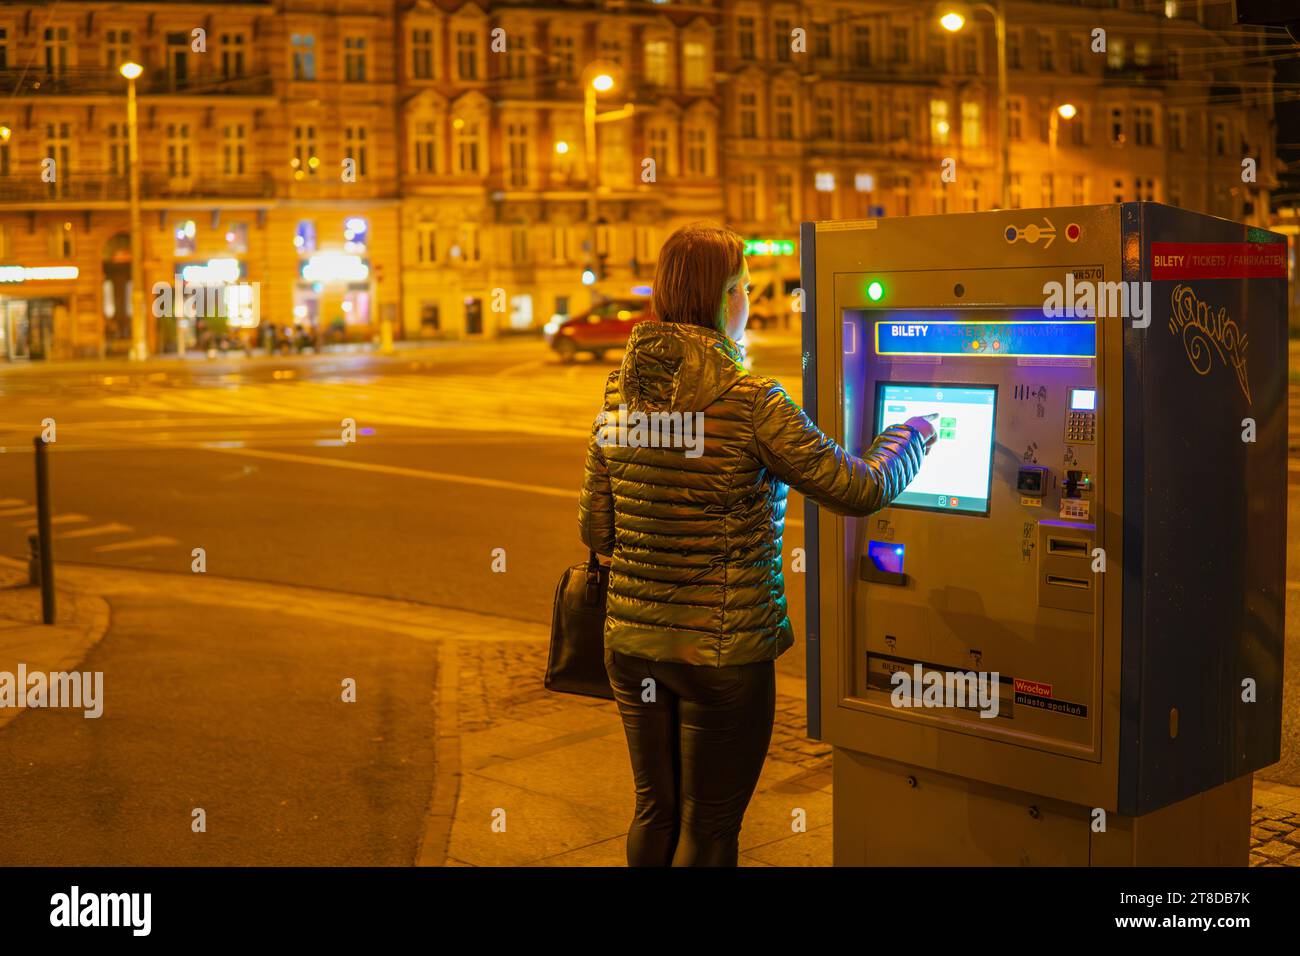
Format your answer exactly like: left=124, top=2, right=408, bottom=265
left=416, top=641, right=462, bottom=867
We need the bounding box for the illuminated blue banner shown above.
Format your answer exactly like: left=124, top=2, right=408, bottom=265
left=874, top=320, right=1095, bottom=358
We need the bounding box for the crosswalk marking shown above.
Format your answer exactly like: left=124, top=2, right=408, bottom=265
left=14, top=514, right=89, bottom=530
left=92, top=535, right=179, bottom=553
left=59, top=522, right=134, bottom=539
left=0, top=505, right=35, bottom=517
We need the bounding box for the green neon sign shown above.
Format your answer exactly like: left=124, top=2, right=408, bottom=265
left=743, top=238, right=796, bottom=257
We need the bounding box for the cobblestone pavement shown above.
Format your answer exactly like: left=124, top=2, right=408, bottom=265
left=454, top=639, right=1298, bottom=866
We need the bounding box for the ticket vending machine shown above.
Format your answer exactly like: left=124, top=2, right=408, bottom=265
left=799, top=204, right=1288, bottom=865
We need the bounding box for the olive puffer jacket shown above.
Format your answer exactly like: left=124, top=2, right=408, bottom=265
left=578, top=320, right=927, bottom=666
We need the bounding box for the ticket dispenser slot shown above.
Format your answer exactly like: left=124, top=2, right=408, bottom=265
left=1038, top=521, right=1094, bottom=613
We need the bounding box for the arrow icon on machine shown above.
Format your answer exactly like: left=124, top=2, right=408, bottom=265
left=1003, top=217, right=1057, bottom=249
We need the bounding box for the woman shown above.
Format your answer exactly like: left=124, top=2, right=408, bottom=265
left=578, top=221, right=936, bottom=867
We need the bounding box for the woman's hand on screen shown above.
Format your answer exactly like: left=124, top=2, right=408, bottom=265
left=904, top=414, right=939, bottom=452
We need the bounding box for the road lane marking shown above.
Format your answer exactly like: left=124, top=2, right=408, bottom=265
left=93, top=535, right=179, bottom=553
left=14, top=513, right=89, bottom=529
left=59, top=522, right=134, bottom=539
left=0, top=505, right=36, bottom=516
left=0, top=498, right=26, bottom=507
left=203, top=446, right=579, bottom=499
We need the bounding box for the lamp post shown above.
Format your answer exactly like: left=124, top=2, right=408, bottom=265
left=938, top=2, right=1009, bottom=210
left=581, top=63, right=617, bottom=292
left=120, top=61, right=147, bottom=360
left=1049, top=102, right=1077, bottom=171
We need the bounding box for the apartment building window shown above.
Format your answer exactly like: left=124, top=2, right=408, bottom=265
left=815, top=171, right=835, bottom=192
left=292, top=34, right=316, bottom=80
left=886, top=175, right=907, bottom=216
left=222, top=34, right=246, bottom=79
left=44, top=26, right=69, bottom=75
left=1113, top=178, right=1124, bottom=202
left=965, top=177, right=981, bottom=212
left=0, top=28, right=8, bottom=69
left=685, top=127, right=708, bottom=176
left=599, top=38, right=624, bottom=65
left=456, top=31, right=479, bottom=80
left=106, top=29, right=132, bottom=71
left=1007, top=31, right=1021, bottom=69
left=928, top=35, right=947, bottom=72
left=1169, top=110, right=1185, bottom=151
left=551, top=34, right=575, bottom=80
left=852, top=98, right=875, bottom=143
left=1134, top=41, right=1152, bottom=67
left=634, top=225, right=656, bottom=263
left=1133, top=106, right=1155, bottom=146
left=644, top=39, right=669, bottom=86
left=411, top=28, right=434, bottom=79
left=684, top=40, right=709, bottom=87
left=960, top=101, right=980, bottom=148
left=960, top=35, right=977, bottom=73
left=775, top=94, right=794, bottom=139
left=892, top=27, right=910, bottom=64
left=1041, top=173, right=1054, bottom=206
left=344, top=37, right=367, bottom=82
left=1213, top=118, right=1227, bottom=157
left=511, top=227, right=530, bottom=264
left=647, top=126, right=671, bottom=177
left=1009, top=173, right=1022, bottom=209
left=456, top=224, right=480, bottom=262
left=44, top=122, right=71, bottom=195
left=551, top=227, right=572, bottom=263
left=295, top=220, right=316, bottom=254
left=774, top=171, right=795, bottom=225
left=506, top=122, right=529, bottom=188
left=454, top=119, right=480, bottom=173
left=1038, top=32, right=1054, bottom=72
left=738, top=17, right=755, bottom=60
left=929, top=99, right=950, bottom=145
left=1107, top=38, right=1125, bottom=70
left=1069, top=36, right=1086, bottom=73
left=1167, top=180, right=1180, bottom=207
left=416, top=222, right=437, bottom=264
left=894, top=104, right=912, bottom=141
left=50, top=221, right=75, bottom=259
left=413, top=121, right=438, bottom=172
left=1039, top=98, right=1052, bottom=143
left=1008, top=98, right=1023, bottom=141
left=1110, top=106, right=1125, bottom=145
left=1136, top=177, right=1156, bottom=201
left=1072, top=174, right=1087, bottom=205
left=1068, top=108, right=1086, bottom=146
left=293, top=124, right=318, bottom=177
left=166, top=32, right=190, bottom=88
left=345, top=125, right=368, bottom=176
left=813, top=23, right=831, bottom=59
left=855, top=172, right=875, bottom=193
left=739, top=91, right=758, bottom=138
left=505, top=35, right=529, bottom=79
left=107, top=122, right=128, bottom=176
left=0, top=224, right=8, bottom=259
left=165, top=123, right=191, bottom=178
left=222, top=124, right=246, bottom=175
left=774, top=19, right=792, bottom=63
left=933, top=181, right=949, bottom=215
left=853, top=26, right=872, bottom=68
left=226, top=222, right=249, bottom=254
left=739, top=171, right=759, bottom=221
left=815, top=96, right=835, bottom=139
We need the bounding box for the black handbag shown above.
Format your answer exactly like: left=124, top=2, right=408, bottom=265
left=545, top=550, right=615, bottom=700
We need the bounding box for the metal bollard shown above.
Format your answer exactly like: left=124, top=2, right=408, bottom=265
left=33, top=436, right=55, bottom=625
left=27, top=533, right=40, bottom=587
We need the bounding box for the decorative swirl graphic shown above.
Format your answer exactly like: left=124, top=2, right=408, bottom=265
left=1167, top=284, right=1250, bottom=404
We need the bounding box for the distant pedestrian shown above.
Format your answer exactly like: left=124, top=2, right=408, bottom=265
left=579, top=221, right=937, bottom=867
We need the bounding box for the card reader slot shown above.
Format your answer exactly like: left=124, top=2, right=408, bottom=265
left=1045, top=574, right=1090, bottom=590
left=1046, top=536, right=1090, bottom=558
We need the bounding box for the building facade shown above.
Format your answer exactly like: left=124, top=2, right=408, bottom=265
left=0, top=0, right=1282, bottom=358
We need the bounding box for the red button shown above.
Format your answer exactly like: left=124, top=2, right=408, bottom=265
left=1066, top=223, right=1081, bottom=241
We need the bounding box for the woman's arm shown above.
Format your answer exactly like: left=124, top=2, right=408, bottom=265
left=751, top=382, right=927, bottom=517
left=578, top=424, right=616, bottom=557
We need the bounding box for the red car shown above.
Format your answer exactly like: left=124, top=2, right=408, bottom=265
left=547, top=298, right=652, bottom=362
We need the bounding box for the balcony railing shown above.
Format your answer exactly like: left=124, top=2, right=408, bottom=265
left=0, top=68, right=274, bottom=97
left=0, top=172, right=277, bottom=203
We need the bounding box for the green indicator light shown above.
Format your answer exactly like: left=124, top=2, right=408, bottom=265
left=866, top=280, right=885, bottom=302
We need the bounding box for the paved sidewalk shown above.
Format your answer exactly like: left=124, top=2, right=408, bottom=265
left=432, top=611, right=1300, bottom=867
left=0, top=564, right=111, bottom=732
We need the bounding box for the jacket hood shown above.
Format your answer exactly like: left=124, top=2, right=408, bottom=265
left=616, top=321, right=748, bottom=413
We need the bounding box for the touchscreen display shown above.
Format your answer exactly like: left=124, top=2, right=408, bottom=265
left=875, top=383, right=997, bottom=516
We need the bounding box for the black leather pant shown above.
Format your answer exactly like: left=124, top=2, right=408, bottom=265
left=604, top=648, right=776, bottom=867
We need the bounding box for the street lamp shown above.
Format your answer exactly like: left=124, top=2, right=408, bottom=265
left=936, top=1, right=1009, bottom=210
left=120, top=61, right=147, bottom=360
left=581, top=62, right=620, bottom=291
left=1048, top=102, right=1077, bottom=180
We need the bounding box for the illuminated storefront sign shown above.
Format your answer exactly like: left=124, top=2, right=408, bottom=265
left=179, top=258, right=243, bottom=285
left=743, top=239, right=795, bottom=257
left=0, top=266, right=80, bottom=283
left=301, top=253, right=369, bottom=283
